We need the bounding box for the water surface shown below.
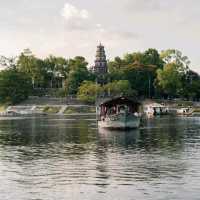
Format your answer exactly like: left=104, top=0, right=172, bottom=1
left=0, top=115, right=200, bottom=200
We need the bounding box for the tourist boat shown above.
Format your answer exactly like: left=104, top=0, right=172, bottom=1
left=97, top=97, right=141, bottom=130
left=176, top=107, right=194, bottom=116
left=143, top=103, right=169, bottom=117
left=0, top=111, right=17, bottom=117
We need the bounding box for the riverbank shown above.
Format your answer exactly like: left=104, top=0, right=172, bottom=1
left=1, top=105, right=96, bottom=116
left=1, top=97, right=200, bottom=116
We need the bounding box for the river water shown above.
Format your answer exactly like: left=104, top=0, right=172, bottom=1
left=0, top=115, right=200, bottom=200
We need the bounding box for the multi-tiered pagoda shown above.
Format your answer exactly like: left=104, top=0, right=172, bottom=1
left=92, top=43, right=108, bottom=84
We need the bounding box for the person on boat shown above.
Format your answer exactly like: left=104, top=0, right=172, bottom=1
left=107, top=106, right=116, bottom=115
left=134, top=112, right=139, bottom=117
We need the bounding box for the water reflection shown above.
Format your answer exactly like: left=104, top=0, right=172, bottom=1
left=0, top=115, right=199, bottom=199
left=97, top=125, right=188, bottom=182
left=98, top=128, right=140, bottom=149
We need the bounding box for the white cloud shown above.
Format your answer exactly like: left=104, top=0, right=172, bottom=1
left=0, top=0, right=199, bottom=73
left=61, top=3, right=89, bottom=21
left=96, top=23, right=102, bottom=28
left=61, top=3, right=91, bottom=30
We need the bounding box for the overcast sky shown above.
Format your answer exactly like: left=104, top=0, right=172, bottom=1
left=0, top=0, right=199, bottom=72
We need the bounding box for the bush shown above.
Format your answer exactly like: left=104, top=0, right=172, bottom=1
left=0, top=69, right=32, bottom=104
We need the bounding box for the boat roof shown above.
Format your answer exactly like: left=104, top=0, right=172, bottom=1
left=99, top=96, right=140, bottom=106
left=145, top=103, right=166, bottom=108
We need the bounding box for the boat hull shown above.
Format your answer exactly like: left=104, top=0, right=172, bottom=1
left=98, top=113, right=140, bottom=130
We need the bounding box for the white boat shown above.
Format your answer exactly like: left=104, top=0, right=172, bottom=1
left=143, top=103, right=169, bottom=117
left=98, top=97, right=141, bottom=130
left=176, top=107, right=193, bottom=116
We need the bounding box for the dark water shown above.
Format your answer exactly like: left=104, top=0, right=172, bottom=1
left=0, top=115, right=200, bottom=200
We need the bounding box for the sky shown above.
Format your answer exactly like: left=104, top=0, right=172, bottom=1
left=0, top=0, right=200, bottom=72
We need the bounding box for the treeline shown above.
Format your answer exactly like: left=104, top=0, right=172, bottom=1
left=0, top=48, right=199, bottom=104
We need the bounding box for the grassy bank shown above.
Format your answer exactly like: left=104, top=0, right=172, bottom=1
left=64, top=106, right=96, bottom=114
left=0, top=104, right=9, bottom=112
left=193, top=107, right=200, bottom=113
left=43, top=106, right=61, bottom=114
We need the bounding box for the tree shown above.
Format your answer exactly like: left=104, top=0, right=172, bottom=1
left=108, top=50, right=161, bottom=97
left=77, top=81, right=102, bottom=103
left=124, top=52, right=144, bottom=65
left=108, top=58, right=125, bottom=81
left=104, top=80, right=136, bottom=97
left=0, top=56, right=17, bottom=69
left=44, top=55, right=68, bottom=88
left=143, top=48, right=164, bottom=68
left=156, top=63, right=183, bottom=97
left=181, top=70, right=200, bottom=100
left=0, top=69, right=32, bottom=104
left=17, top=49, right=46, bottom=87
left=65, top=57, right=92, bottom=95
left=160, top=49, right=190, bottom=73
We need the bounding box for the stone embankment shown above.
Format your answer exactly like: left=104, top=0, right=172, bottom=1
left=1, top=97, right=199, bottom=116
left=2, top=97, right=95, bottom=115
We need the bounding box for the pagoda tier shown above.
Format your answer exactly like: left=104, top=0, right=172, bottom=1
left=93, top=43, right=108, bottom=74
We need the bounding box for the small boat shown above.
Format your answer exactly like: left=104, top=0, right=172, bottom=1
left=143, top=103, right=169, bottom=117
left=97, top=97, right=141, bottom=130
left=0, top=110, right=19, bottom=117
left=176, top=107, right=193, bottom=116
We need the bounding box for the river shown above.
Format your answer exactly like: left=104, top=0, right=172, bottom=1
left=0, top=115, right=200, bottom=200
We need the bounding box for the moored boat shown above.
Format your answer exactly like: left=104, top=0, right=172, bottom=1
left=176, top=107, right=194, bottom=116
left=97, top=97, right=141, bottom=130
left=143, top=103, right=169, bottom=117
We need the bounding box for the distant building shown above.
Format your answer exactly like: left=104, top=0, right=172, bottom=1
left=92, top=43, right=108, bottom=85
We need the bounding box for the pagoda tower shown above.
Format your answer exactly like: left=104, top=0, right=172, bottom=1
left=94, top=43, right=108, bottom=74
left=93, top=43, right=108, bottom=84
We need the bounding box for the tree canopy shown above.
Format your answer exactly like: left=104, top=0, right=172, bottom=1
left=0, top=69, right=32, bottom=104
left=0, top=47, right=199, bottom=104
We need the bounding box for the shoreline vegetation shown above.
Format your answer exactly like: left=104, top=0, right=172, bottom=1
left=0, top=48, right=199, bottom=109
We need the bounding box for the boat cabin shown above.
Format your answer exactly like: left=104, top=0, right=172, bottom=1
left=99, top=97, right=140, bottom=119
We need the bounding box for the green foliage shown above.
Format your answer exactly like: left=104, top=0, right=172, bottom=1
left=0, top=56, right=17, bottom=69
left=17, top=49, right=46, bottom=87
left=66, top=57, right=93, bottom=95
left=143, top=48, right=164, bottom=68
left=44, top=55, right=68, bottom=77
left=156, top=63, right=183, bottom=97
left=181, top=78, right=200, bottom=100
left=0, top=69, right=32, bottom=104
left=77, top=81, right=102, bottom=103
left=43, top=55, right=68, bottom=88
left=17, top=50, right=69, bottom=89
left=44, top=88, right=68, bottom=97
left=0, top=47, right=199, bottom=102
left=107, top=48, right=163, bottom=97
left=78, top=80, right=137, bottom=103
left=160, top=49, right=190, bottom=73
left=104, top=80, right=136, bottom=97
